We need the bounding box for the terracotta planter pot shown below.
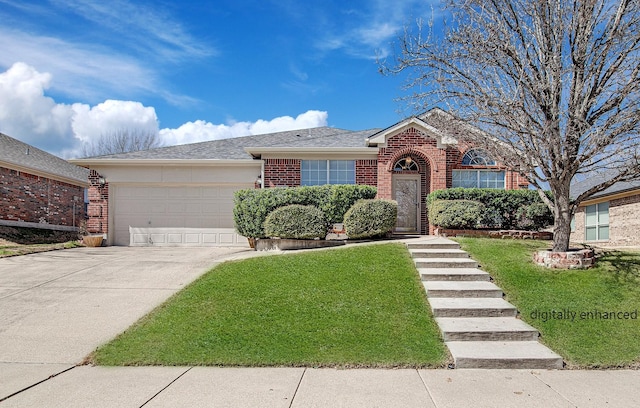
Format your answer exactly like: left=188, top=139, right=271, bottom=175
left=83, top=235, right=104, bottom=247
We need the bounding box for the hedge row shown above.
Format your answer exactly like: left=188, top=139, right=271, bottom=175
left=264, top=205, right=327, bottom=239
left=233, top=185, right=377, bottom=238
left=426, top=188, right=553, bottom=230
left=428, top=199, right=485, bottom=229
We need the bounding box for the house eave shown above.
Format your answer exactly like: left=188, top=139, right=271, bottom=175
left=244, top=147, right=378, bottom=159
left=366, top=117, right=458, bottom=149
left=69, top=158, right=262, bottom=167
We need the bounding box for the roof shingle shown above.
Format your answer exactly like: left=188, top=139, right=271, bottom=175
left=0, top=133, right=89, bottom=185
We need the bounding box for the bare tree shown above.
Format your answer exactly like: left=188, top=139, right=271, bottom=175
left=381, top=0, right=640, bottom=252
left=82, top=128, right=162, bottom=157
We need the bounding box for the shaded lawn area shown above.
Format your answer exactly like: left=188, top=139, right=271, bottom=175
left=455, top=238, right=640, bottom=368
left=92, top=243, right=448, bottom=368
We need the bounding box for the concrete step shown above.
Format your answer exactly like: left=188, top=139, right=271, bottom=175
left=446, top=341, right=564, bottom=369
left=435, top=317, right=539, bottom=341
left=419, top=268, right=490, bottom=281
left=428, top=298, right=518, bottom=317
left=414, top=258, right=479, bottom=269
left=406, top=238, right=460, bottom=250
left=423, top=281, right=503, bottom=298
left=409, top=248, right=469, bottom=258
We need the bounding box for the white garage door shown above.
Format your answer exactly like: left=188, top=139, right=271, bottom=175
left=112, top=184, right=252, bottom=246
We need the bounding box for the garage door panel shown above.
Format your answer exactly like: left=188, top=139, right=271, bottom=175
left=113, top=184, right=251, bottom=246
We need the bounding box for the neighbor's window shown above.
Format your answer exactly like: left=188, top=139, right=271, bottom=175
left=585, top=202, right=609, bottom=241
left=452, top=170, right=505, bottom=189
left=301, top=160, right=355, bottom=186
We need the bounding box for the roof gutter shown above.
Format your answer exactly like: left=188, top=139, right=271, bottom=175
left=69, top=158, right=261, bottom=167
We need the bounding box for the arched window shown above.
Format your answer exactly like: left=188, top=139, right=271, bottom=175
left=394, top=157, right=419, bottom=171
left=461, top=149, right=496, bottom=166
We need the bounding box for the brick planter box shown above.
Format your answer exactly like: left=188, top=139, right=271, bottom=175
left=436, top=228, right=553, bottom=240
left=255, top=238, right=345, bottom=251
left=533, top=249, right=595, bottom=269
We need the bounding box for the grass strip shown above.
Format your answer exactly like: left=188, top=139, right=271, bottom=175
left=92, top=243, right=447, bottom=367
left=455, top=237, right=640, bottom=368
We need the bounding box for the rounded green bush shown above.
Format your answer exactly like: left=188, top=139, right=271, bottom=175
left=233, top=185, right=377, bottom=238
left=516, top=202, right=554, bottom=230
left=344, top=199, right=398, bottom=239
left=428, top=199, right=484, bottom=229
left=264, top=205, right=327, bottom=239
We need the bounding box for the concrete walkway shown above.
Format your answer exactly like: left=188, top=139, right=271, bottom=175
left=1, top=239, right=639, bottom=407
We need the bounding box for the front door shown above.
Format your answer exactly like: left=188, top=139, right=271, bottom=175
left=393, top=175, right=420, bottom=233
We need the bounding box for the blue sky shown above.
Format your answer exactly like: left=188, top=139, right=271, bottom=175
left=0, top=0, right=441, bottom=158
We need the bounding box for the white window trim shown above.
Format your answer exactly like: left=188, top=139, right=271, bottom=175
left=301, top=160, right=355, bottom=186
left=452, top=169, right=505, bottom=189
left=584, top=202, right=609, bottom=241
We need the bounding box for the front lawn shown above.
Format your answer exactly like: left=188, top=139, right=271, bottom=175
left=455, top=238, right=640, bottom=368
left=91, top=243, right=448, bottom=367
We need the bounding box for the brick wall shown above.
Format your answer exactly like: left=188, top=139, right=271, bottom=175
left=572, top=193, right=640, bottom=246
left=86, top=170, right=108, bottom=234
left=264, top=159, right=301, bottom=187
left=264, top=158, right=379, bottom=188
left=0, top=166, right=86, bottom=228
left=355, top=159, right=377, bottom=186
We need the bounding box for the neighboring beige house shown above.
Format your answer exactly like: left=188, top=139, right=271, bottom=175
left=571, top=176, right=640, bottom=247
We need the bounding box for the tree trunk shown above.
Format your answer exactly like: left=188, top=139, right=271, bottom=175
left=552, top=188, right=573, bottom=252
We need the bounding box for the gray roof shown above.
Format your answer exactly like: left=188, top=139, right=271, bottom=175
left=0, top=133, right=89, bottom=185
left=570, top=171, right=640, bottom=200
left=81, top=127, right=380, bottom=161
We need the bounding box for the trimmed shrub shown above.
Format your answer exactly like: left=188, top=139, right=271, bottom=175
left=516, top=202, right=555, bottom=230
left=426, top=188, right=553, bottom=230
left=428, top=199, right=485, bottom=229
left=343, top=199, right=398, bottom=239
left=233, top=185, right=377, bottom=238
left=264, top=205, right=327, bottom=239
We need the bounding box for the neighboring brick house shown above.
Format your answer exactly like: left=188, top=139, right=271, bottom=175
left=571, top=176, right=640, bottom=247
left=71, top=109, right=528, bottom=247
left=0, top=133, right=89, bottom=231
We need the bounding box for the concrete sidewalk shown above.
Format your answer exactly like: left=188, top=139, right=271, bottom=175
left=2, top=365, right=639, bottom=407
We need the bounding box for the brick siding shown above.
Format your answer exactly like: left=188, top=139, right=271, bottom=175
left=264, top=159, right=301, bottom=187
left=0, top=166, right=86, bottom=228
left=572, top=193, right=640, bottom=246
left=86, top=170, right=109, bottom=234
left=355, top=159, right=377, bottom=186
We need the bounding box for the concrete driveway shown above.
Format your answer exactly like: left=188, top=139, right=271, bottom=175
left=0, top=245, right=250, bottom=400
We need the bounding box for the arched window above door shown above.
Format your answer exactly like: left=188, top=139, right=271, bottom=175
left=394, top=157, right=419, bottom=171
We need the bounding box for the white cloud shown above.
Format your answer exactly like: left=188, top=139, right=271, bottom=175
left=0, top=62, right=75, bottom=152
left=0, top=27, right=157, bottom=102
left=0, top=63, right=329, bottom=158
left=159, top=110, right=329, bottom=146
left=71, top=100, right=159, bottom=144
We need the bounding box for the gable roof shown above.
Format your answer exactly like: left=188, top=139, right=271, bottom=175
left=0, top=133, right=89, bottom=186
left=367, top=108, right=460, bottom=148
left=73, top=126, right=380, bottom=164
left=571, top=171, right=640, bottom=201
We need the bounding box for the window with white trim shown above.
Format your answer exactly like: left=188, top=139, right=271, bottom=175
left=301, top=160, right=355, bottom=186
left=452, top=170, right=505, bottom=189
left=462, top=149, right=496, bottom=166
left=585, top=202, right=609, bottom=241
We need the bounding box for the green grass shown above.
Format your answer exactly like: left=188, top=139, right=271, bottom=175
left=455, top=237, right=640, bottom=368
left=92, top=243, right=448, bottom=367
